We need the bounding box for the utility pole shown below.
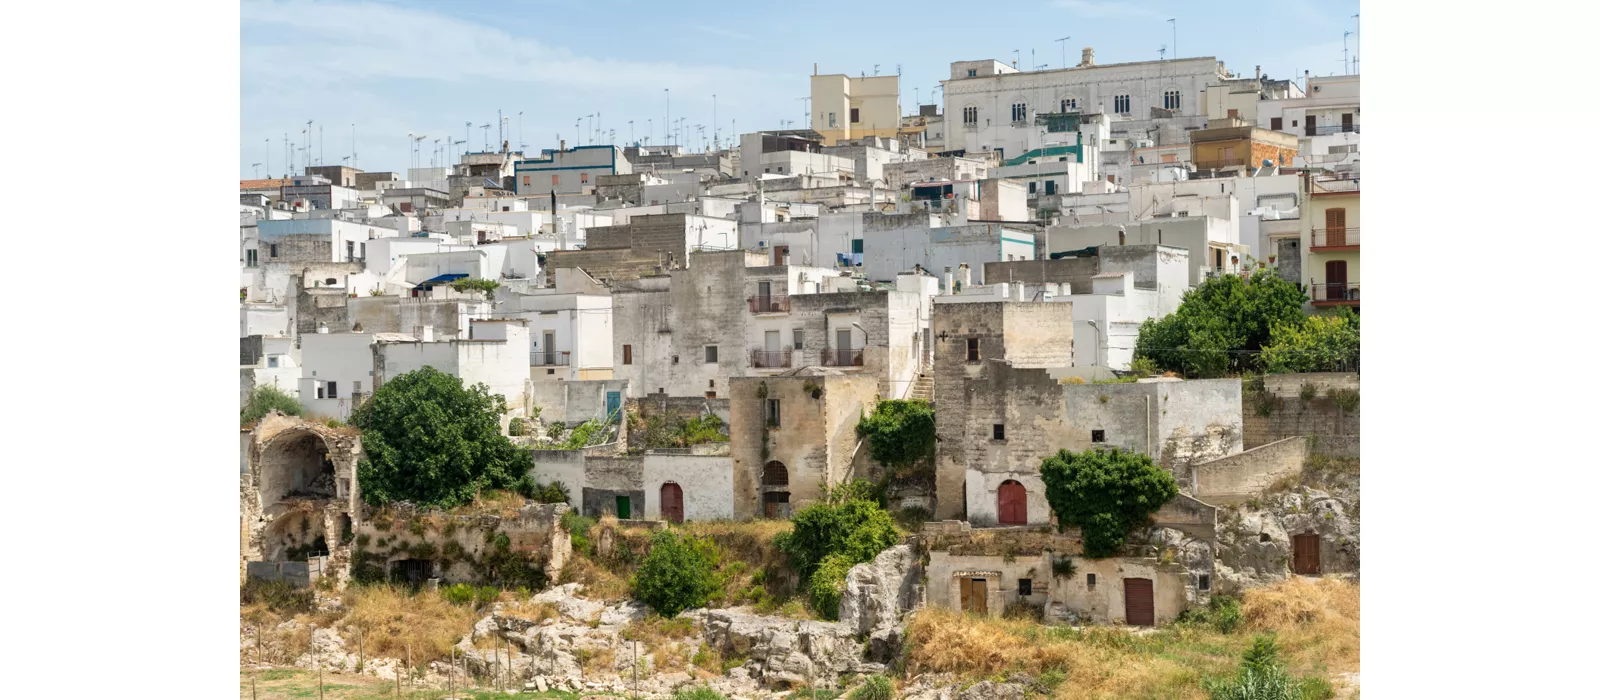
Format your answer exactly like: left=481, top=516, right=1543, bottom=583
left=1352, top=14, right=1360, bottom=74
left=712, top=93, right=718, bottom=150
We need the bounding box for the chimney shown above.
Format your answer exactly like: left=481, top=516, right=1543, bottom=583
left=1255, top=65, right=1261, bottom=81
left=559, top=139, right=566, bottom=152
left=1080, top=47, right=1095, bottom=67
left=958, top=262, right=972, bottom=289
left=943, top=266, right=953, bottom=294
left=814, top=63, right=818, bottom=76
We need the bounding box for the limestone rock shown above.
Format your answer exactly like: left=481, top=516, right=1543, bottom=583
left=837, top=544, right=921, bottom=638
left=692, top=607, right=871, bottom=688
left=956, top=680, right=1028, bottom=700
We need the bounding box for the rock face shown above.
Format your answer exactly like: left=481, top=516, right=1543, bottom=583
left=1215, top=487, right=1360, bottom=593
left=691, top=608, right=881, bottom=688
left=837, top=544, right=921, bottom=639
left=956, top=680, right=1029, bottom=700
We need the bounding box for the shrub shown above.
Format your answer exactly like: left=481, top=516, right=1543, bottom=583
left=1039, top=448, right=1178, bottom=558
left=855, top=399, right=936, bottom=470
left=809, top=553, right=855, bottom=620
left=546, top=421, right=567, bottom=441
left=1202, top=665, right=1303, bottom=700
left=1051, top=555, right=1077, bottom=579
left=1180, top=595, right=1243, bottom=634
left=777, top=495, right=898, bottom=617
left=241, top=384, right=304, bottom=425
left=847, top=675, right=894, bottom=700
left=1298, top=382, right=1318, bottom=402
left=1134, top=268, right=1308, bottom=377
left=1260, top=309, right=1359, bottom=374
left=670, top=688, right=729, bottom=700
left=508, top=417, right=528, bottom=436
left=448, top=277, right=501, bottom=300
left=633, top=529, right=722, bottom=617
left=241, top=579, right=315, bottom=616
left=1128, top=356, right=1160, bottom=378
left=351, top=367, right=533, bottom=509
left=561, top=419, right=608, bottom=449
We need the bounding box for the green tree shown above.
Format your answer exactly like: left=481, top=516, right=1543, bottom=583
left=351, top=367, right=533, bottom=508
left=449, top=277, right=502, bottom=301
left=855, top=399, right=936, bottom=472
left=1259, top=309, right=1360, bottom=374
left=633, top=529, right=722, bottom=617
left=241, top=384, right=304, bottom=425
left=1134, top=269, right=1308, bottom=377
left=1039, top=448, right=1178, bottom=558
left=774, top=490, right=899, bottom=619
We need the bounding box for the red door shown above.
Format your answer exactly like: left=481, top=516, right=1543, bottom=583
left=997, top=480, right=1027, bottom=525
left=1325, top=260, right=1348, bottom=300
left=660, top=482, right=684, bottom=524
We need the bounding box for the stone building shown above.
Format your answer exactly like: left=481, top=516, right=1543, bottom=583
left=728, top=369, right=880, bottom=519
left=240, top=413, right=362, bottom=584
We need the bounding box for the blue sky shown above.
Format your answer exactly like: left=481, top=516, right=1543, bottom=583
left=240, top=0, right=1361, bottom=179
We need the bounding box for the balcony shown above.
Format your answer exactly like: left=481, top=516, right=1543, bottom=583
left=533, top=351, right=571, bottom=366
left=747, top=295, right=790, bottom=314
left=1309, top=123, right=1360, bottom=136
left=1310, top=282, right=1360, bottom=306
left=1311, top=227, right=1360, bottom=250
left=1193, top=158, right=1249, bottom=171
left=749, top=348, right=792, bottom=369
left=821, top=347, right=865, bottom=367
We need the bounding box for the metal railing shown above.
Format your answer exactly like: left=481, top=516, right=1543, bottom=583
left=1192, top=158, right=1248, bottom=171
left=747, top=295, right=790, bottom=313
left=822, top=347, right=865, bottom=367
left=1311, top=227, right=1360, bottom=248
left=532, top=351, right=571, bottom=366
left=1310, top=282, right=1360, bottom=303
left=1309, top=123, right=1360, bottom=136
left=749, top=348, right=792, bottom=369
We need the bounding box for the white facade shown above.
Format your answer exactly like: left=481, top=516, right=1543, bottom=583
left=298, top=331, right=377, bottom=420
left=374, top=322, right=533, bottom=417
left=1045, top=217, right=1245, bottom=287
left=864, top=222, right=1034, bottom=285
left=501, top=284, right=615, bottom=382
left=514, top=145, right=632, bottom=196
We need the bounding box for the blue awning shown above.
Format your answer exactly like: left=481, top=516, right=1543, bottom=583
left=418, top=273, right=468, bottom=287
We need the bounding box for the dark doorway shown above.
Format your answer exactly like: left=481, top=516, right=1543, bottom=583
left=1124, top=577, right=1155, bottom=626
left=1292, top=534, right=1322, bottom=575
left=997, top=480, right=1027, bottom=525
left=660, top=482, right=684, bottom=523
left=1304, top=114, right=1317, bottom=136
left=1341, top=113, right=1354, bottom=132
left=392, top=559, right=433, bottom=588
left=762, top=491, right=790, bottom=519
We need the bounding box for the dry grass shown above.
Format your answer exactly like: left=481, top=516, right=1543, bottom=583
left=503, top=599, right=561, bottom=624
left=558, top=554, right=632, bottom=602
left=579, top=645, right=616, bottom=674
left=339, top=585, right=477, bottom=667
left=903, top=577, right=1360, bottom=699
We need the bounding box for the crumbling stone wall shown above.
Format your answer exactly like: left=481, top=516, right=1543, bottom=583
left=350, top=501, right=571, bottom=586
left=241, top=413, right=362, bottom=579
left=1244, top=373, right=1360, bottom=448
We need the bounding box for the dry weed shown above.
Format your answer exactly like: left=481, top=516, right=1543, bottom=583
left=558, top=555, right=631, bottom=602
left=503, top=600, right=560, bottom=624
left=1241, top=576, right=1361, bottom=674
left=340, top=585, right=476, bottom=667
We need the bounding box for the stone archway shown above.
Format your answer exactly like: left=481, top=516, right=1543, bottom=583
left=257, top=429, right=337, bottom=511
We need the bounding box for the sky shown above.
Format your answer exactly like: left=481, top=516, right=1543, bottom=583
left=240, top=0, right=1361, bottom=179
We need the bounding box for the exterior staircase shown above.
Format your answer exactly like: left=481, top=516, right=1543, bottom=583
left=907, top=373, right=934, bottom=404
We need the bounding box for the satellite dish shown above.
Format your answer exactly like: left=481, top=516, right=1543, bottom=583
left=1262, top=159, right=1274, bottom=167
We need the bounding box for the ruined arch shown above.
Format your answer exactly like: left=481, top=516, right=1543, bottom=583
left=257, top=429, right=337, bottom=511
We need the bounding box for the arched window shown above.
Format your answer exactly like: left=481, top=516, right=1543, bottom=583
left=997, top=479, right=1027, bottom=525
left=962, top=105, right=978, bottom=125
left=762, top=461, right=789, bottom=487
left=1060, top=96, right=1078, bottom=112
left=1163, top=89, right=1181, bottom=111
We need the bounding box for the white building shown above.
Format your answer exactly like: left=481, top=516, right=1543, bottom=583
left=372, top=320, right=533, bottom=420
left=1044, top=216, right=1246, bottom=287
left=500, top=269, right=615, bottom=383
left=298, top=330, right=378, bottom=420
left=1257, top=75, right=1360, bottom=168
left=514, top=145, right=632, bottom=196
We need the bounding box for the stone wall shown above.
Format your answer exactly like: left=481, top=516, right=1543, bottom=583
left=729, top=372, right=879, bottom=519
left=240, top=414, right=363, bottom=583
left=351, top=502, right=571, bottom=586
left=983, top=257, right=1098, bottom=292
left=1244, top=373, right=1360, bottom=448
left=1192, top=437, right=1308, bottom=505
left=1152, top=493, right=1219, bottom=541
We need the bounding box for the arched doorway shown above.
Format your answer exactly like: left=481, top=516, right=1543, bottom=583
left=258, top=430, right=335, bottom=510
left=660, top=482, right=684, bottom=523
left=762, top=461, right=790, bottom=519
left=997, top=480, right=1027, bottom=525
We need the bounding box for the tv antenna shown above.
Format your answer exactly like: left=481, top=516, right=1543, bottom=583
left=1055, top=36, right=1070, bottom=69
left=797, top=96, right=810, bottom=127
left=1159, top=45, right=1167, bottom=61
left=1343, top=31, right=1352, bottom=74
left=1352, top=14, right=1360, bottom=73
left=251, top=162, right=262, bottom=178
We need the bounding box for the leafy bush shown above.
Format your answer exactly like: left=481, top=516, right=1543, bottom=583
left=856, top=399, right=936, bottom=470
left=448, top=277, right=501, bottom=300
left=1180, top=595, right=1243, bottom=634
left=470, top=532, right=550, bottom=591
left=670, top=688, right=729, bottom=700
left=633, top=529, right=722, bottom=617
left=241, top=384, right=304, bottom=425
left=441, top=583, right=499, bottom=609
left=847, top=675, right=894, bottom=700
left=1128, top=356, right=1161, bottom=378
left=546, top=421, right=567, bottom=440
left=1260, top=309, right=1359, bottom=374
left=351, top=367, right=534, bottom=509
left=1134, top=269, right=1308, bottom=377
left=514, top=475, right=571, bottom=504
left=776, top=494, right=898, bottom=618
left=1039, top=448, right=1178, bottom=558
left=508, top=417, right=528, bottom=436
left=1202, top=635, right=1309, bottom=700
left=558, top=419, right=608, bottom=449
left=1051, top=555, right=1077, bottom=579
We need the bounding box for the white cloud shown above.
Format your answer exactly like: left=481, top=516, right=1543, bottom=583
left=1051, top=0, right=1166, bottom=20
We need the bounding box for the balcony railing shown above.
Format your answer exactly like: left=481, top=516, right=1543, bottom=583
left=1193, top=158, right=1249, bottom=171
left=747, top=295, right=790, bottom=314
left=533, top=351, right=571, bottom=366
left=821, top=347, right=865, bottom=367
left=1310, top=282, right=1360, bottom=305
left=1309, top=123, right=1360, bottom=136
left=1311, top=227, right=1360, bottom=249
left=749, top=348, right=792, bottom=369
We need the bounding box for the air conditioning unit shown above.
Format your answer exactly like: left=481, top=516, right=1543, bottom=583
left=757, top=241, right=768, bottom=248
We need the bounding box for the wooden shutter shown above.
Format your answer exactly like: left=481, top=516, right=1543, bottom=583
left=1293, top=534, right=1322, bottom=574
left=1124, top=578, right=1155, bottom=626
left=1305, top=114, right=1317, bottom=136
left=1271, top=117, right=1282, bottom=131
left=971, top=579, right=988, bottom=615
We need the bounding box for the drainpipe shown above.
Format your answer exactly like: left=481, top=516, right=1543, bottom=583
left=1145, top=394, right=1153, bottom=457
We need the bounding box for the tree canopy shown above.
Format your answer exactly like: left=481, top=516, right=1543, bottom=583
left=855, top=399, right=936, bottom=472
left=351, top=366, right=532, bottom=509
left=1039, top=448, right=1178, bottom=558
left=1259, top=308, right=1360, bottom=374
left=1133, top=270, right=1308, bottom=377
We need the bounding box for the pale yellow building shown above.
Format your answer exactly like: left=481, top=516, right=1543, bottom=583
left=1299, top=170, right=1360, bottom=312
left=810, top=68, right=901, bottom=146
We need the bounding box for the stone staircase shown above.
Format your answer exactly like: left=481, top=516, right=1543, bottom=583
left=906, top=373, right=934, bottom=403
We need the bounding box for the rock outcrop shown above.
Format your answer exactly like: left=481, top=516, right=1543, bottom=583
left=691, top=608, right=883, bottom=688
left=1215, top=487, right=1360, bottom=593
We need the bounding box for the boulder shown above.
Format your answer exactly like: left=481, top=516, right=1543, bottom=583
left=956, top=680, right=1028, bottom=700
left=692, top=608, right=871, bottom=688
left=837, top=544, right=921, bottom=637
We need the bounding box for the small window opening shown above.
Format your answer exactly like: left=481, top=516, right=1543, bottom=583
left=1018, top=578, right=1033, bottom=596
left=1086, top=573, right=1096, bottom=589
left=993, top=424, right=1006, bottom=440
left=966, top=337, right=980, bottom=362
left=1091, top=429, right=1106, bottom=443
left=1198, top=574, right=1211, bottom=591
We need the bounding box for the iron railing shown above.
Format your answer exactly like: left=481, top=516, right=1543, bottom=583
left=749, top=348, right=792, bottom=369
left=1309, top=123, right=1360, bottom=136
left=822, top=347, right=865, bottom=367
left=1310, top=282, right=1360, bottom=304
left=533, top=351, right=571, bottom=366
left=1311, top=227, right=1360, bottom=248
left=747, top=295, right=790, bottom=313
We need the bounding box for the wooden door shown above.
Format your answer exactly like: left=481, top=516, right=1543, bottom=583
left=1293, top=534, right=1322, bottom=575
left=615, top=496, right=631, bottom=520
left=997, top=481, right=1027, bottom=525
left=1324, top=261, right=1348, bottom=300
left=1124, top=578, right=1155, bottom=626
left=1324, top=208, right=1347, bottom=247
left=1305, top=114, right=1317, bottom=136
left=660, top=483, right=684, bottom=523
left=960, top=578, right=989, bottom=615
left=1341, top=113, right=1354, bottom=132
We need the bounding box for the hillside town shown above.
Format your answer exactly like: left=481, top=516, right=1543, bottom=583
left=239, top=49, right=1361, bottom=700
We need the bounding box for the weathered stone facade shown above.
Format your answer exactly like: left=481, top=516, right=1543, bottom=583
left=240, top=412, right=362, bottom=585
left=729, top=370, right=880, bottom=519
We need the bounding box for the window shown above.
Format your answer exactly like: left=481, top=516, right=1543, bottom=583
left=1011, top=103, right=1027, bottom=122
left=993, top=424, right=1005, bottom=440
left=522, top=174, right=530, bottom=186
left=1227, top=108, right=1239, bottom=119
left=346, top=241, right=354, bottom=260
left=1271, top=117, right=1283, bottom=131
left=966, top=337, right=980, bottom=362
left=792, top=329, right=804, bottom=351
left=1060, top=98, right=1077, bottom=112
left=1028, top=181, right=1037, bottom=194
left=765, top=398, right=781, bottom=427
left=316, top=386, right=325, bottom=399
left=622, top=344, right=632, bottom=365
left=246, top=249, right=257, bottom=267
left=352, top=380, right=361, bottom=395
left=269, top=244, right=279, bottom=258
left=324, top=278, right=338, bottom=286
left=267, top=356, right=278, bottom=368
left=1086, top=573, right=1097, bottom=589
left=850, top=107, right=860, bottom=124
left=551, top=174, right=560, bottom=185
left=1045, top=180, right=1056, bottom=195
left=829, top=112, right=837, bottom=127
left=777, top=166, right=784, bottom=173
left=705, top=345, right=718, bottom=363
left=1091, top=429, right=1106, bottom=443
left=962, top=106, right=978, bottom=125
left=1114, top=95, right=1131, bottom=114
left=1163, top=89, right=1181, bottom=110
left=967, top=68, right=977, bottom=77
left=1198, top=574, right=1211, bottom=591
left=327, top=381, right=338, bottom=399
left=580, top=172, right=589, bottom=184
left=1018, top=578, right=1033, bottom=596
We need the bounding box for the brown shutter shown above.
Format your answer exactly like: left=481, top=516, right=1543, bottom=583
left=959, top=578, right=971, bottom=611
left=972, top=579, right=988, bottom=615
left=1293, top=534, right=1322, bottom=574
left=1124, top=578, right=1155, bottom=626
